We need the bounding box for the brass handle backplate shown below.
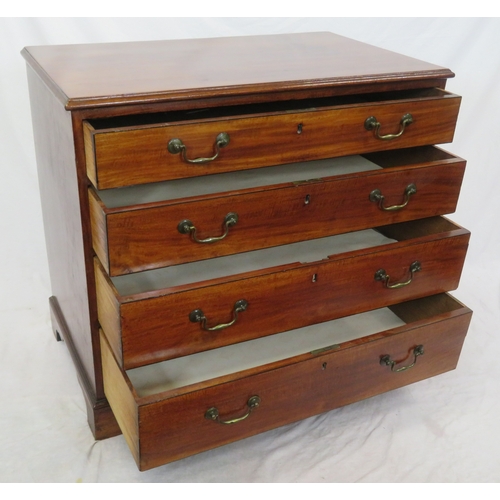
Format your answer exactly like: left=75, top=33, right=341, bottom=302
left=380, top=345, right=424, bottom=372
left=369, top=183, right=417, bottom=211
left=167, top=132, right=230, bottom=164
left=375, top=261, right=421, bottom=289
left=189, top=299, right=248, bottom=331
left=178, top=212, right=238, bottom=244
left=365, top=113, right=413, bottom=140
left=205, top=395, right=261, bottom=424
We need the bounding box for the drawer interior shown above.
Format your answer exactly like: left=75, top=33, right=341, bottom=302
left=109, top=216, right=462, bottom=296
left=94, top=146, right=460, bottom=208
left=124, top=293, right=467, bottom=398
left=127, top=306, right=406, bottom=397
left=87, top=88, right=451, bottom=130
left=110, top=228, right=397, bottom=295
left=95, top=155, right=381, bottom=207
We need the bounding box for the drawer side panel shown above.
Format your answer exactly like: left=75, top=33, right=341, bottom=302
left=95, top=259, right=123, bottom=362
left=83, top=121, right=98, bottom=187
left=100, top=333, right=140, bottom=464
left=89, top=190, right=110, bottom=272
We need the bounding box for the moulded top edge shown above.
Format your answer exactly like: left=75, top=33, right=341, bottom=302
left=21, top=32, right=455, bottom=111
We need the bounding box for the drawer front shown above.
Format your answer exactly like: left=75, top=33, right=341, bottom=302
left=96, top=219, right=470, bottom=369
left=85, top=91, right=461, bottom=189
left=100, top=294, right=471, bottom=470
left=91, top=149, right=466, bottom=276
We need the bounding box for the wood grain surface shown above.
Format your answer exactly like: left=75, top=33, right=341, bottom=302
left=23, top=33, right=470, bottom=461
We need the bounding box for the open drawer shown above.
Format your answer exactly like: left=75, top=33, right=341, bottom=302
left=84, top=88, right=461, bottom=189
left=96, top=216, right=470, bottom=369
left=101, top=293, right=472, bottom=471
left=89, top=146, right=466, bottom=276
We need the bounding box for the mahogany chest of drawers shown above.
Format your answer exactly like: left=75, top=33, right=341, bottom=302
left=23, top=32, right=472, bottom=471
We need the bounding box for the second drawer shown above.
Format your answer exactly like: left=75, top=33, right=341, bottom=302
left=90, top=146, right=466, bottom=276
left=95, top=216, right=470, bottom=369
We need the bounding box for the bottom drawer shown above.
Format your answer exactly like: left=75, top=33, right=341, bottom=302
left=101, top=293, right=472, bottom=471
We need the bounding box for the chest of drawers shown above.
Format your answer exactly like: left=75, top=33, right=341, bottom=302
left=23, top=32, right=472, bottom=471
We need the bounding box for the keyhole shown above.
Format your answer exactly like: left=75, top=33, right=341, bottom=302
left=304, top=194, right=311, bottom=205
left=322, top=362, right=327, bottom=370
left=312, top=273, right=318, bottom=283
left=297, top=123, right=303, bottom=134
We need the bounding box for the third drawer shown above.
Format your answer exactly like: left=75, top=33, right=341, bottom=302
left=95, top=216, right=470, bottom=369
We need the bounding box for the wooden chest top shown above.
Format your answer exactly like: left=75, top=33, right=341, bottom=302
left=21, top=32, right=454, bottom=109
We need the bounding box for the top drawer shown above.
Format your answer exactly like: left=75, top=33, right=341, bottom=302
left=84, top=89, right=461, bottom=189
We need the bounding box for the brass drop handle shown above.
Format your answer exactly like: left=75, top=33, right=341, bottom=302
left=167, top=132, right=230, bottom=164
left=205, top=396, right=261, bottom=424
left=369, top=183, right=417, bottom=211
left=178, top=212, right=238, bottom=244
left=374, top=261, right=421, bottom=289
left=189, top=299, right=248, bottom=331
left=364, top=113, right=413, bottom=140
left=380, top=345, right=424, bottom=372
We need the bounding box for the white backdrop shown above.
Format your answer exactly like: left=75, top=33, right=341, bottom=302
left=1, top=17, right=499, bottom=483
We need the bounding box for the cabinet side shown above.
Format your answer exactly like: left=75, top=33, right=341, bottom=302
left=25, top=64, right=119, bottom=439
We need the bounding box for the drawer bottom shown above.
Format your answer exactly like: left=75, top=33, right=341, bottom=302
left=101, top=293, right=471, bottom=471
